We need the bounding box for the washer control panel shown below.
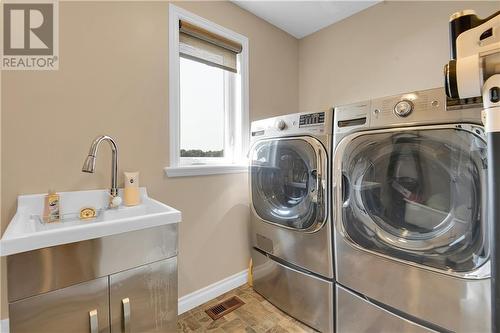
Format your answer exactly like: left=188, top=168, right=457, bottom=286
left=251, top=110, right=331, bottom=140
left=299, top=112, right=325, bottom=127
left=276, top=120, right=287, bottom=130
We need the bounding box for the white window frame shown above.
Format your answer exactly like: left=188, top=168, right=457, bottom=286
left=165, top=4, right=249, bottom=177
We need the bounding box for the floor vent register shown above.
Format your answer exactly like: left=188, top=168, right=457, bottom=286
left=205, top=296, right=245, bottom=320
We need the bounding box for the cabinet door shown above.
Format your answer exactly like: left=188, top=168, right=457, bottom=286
left=109, top=257, right=177, bottom=333
left=9, top=277, right=110, bottom=333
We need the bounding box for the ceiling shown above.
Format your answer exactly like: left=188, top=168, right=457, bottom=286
left=232, top=1, right=380, bottom=39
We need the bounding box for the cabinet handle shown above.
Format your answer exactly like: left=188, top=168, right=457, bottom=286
left=122, top=298, right=131, bottom=333
left=89, top=309, right=98, bottom=333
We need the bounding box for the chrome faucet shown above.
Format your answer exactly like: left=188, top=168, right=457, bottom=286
left=82, top=135, right=119, bottom=198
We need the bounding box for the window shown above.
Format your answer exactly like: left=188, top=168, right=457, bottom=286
left=180, top=58, right=226, bottom=161
left=166, top=5, right=249, bottom=177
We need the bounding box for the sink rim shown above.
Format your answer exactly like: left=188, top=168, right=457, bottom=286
left=0, top=189, right=181, bottom=256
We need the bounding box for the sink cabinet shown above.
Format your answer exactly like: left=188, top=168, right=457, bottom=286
left=9, top=277, right=110, bottom=333
left=109, top=258, right=177, bottom=333
left=6, top=224, right=178, bottom=333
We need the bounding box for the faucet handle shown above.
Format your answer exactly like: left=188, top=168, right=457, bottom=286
left=109, top=195, right=122, bottom=208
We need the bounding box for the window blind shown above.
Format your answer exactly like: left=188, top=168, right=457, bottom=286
left=179, top=20, right=242, bottom=73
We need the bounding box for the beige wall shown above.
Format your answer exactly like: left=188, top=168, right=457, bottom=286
left=2, top=0, right=498, bottom=322
left=298, top=1, right=500, bottom=111
left=0, top=1, right=299, bottom=319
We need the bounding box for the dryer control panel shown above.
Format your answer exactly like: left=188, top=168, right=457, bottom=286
left=334, top=88, right=483, bottom=134
left=333, top=87, right=484, bottom=147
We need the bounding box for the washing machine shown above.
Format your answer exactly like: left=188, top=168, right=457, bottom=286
left=333, top=87, right=490, bottom=332
left=250, top=111, right=334, bottom=333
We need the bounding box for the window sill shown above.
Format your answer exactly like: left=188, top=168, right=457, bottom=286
left=164, top=164, right=248, bottom=177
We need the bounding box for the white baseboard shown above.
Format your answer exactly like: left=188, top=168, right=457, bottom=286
left=178, top=269, right=248, bottom=315
left=0, top=269, right=249, bottom=332
left=1, top=318, right=9, bottom=333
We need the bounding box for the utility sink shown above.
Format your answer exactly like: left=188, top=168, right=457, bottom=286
left=0, top=188, right=181, bottom=256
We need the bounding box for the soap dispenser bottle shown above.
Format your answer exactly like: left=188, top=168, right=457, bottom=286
left=43, top=190, right=60, bottom=223
left=123, top=172, right=141, bottom=206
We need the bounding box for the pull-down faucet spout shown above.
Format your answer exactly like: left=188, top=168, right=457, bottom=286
left=82, top=135, right=119, bottom=198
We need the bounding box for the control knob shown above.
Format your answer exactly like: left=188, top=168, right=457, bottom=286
left=394, top=100, right=414, bottom=117
left=276, top=120, right=287, bottom=131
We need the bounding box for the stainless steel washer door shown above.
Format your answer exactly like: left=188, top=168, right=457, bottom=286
left=338, top=125, right=488, bottom=275
left=250, top=137, right=327, bottom=233
left=250, top=136, right=332, bottom=278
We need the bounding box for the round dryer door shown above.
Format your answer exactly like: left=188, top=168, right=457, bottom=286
left=250, top=137, right=327, bottom=232
left=339, top=126, right=488, bottom=273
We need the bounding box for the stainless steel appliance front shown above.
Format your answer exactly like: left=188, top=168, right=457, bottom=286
left=335, top=232, right=490, bottom=332
left=334, top=125, right=490, bottom=332
left=336, top=285, right=436, bottom=333
left=249, top=111, right=334, bottom=333
left=250, top=135, right=332, bottom=277
left=337, top=124, right=488, bottom=277
left=333, top=88, right=489, bottom=333
left=252, top=249, right=334, bottom=333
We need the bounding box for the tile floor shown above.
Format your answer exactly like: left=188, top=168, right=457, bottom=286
left=177, top=284, right=318, bottom=332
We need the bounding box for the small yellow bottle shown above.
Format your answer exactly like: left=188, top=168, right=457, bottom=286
left=43, top=190, right=60, bottom=223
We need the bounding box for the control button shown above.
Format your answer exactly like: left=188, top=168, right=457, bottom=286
left=490, top=87, right=500, bottom=103
left=394, top=100, right=414, bottom=117
left=373, top=109, right=380, bottom=115
left=431, top=100, right=439, bottom=107
left=276, top=120, right=287, bottom=130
